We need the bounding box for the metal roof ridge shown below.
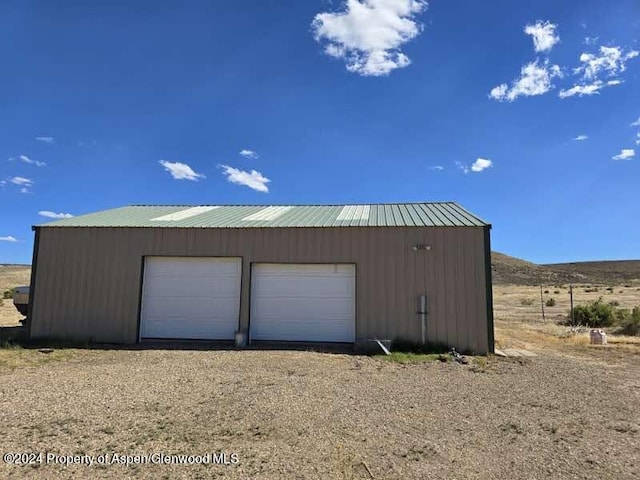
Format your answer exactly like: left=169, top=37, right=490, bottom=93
left=127, top=201, right=457, bottom=207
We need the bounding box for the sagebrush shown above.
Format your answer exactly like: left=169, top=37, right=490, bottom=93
left=564, top=298, right=640, bottom=335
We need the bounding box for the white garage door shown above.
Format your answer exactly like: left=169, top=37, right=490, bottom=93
left=140, top=257, right=241, bottom=340
left=250, top=264, right=355, bottom=342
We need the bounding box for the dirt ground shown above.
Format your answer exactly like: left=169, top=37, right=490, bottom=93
left=0, top=344, right=638, bottom=479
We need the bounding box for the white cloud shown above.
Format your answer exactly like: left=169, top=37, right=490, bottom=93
left=35, top=136, right=54, bottom=143
left=471, top=158, right=493, bottom=172
left=573, top=134, right=589, bottom=141
left=18, top=154, right=46, bottom=167
left=9, top=176, right=33, bottom=186
left=612, top=149, right=635, bottom=160
left=631, top=117, right=640, bottom=127
left=636, top=133, right=640, bottom=146
left=574, top=46, right=639, bottom=81
left=20, top=187, right=30, bottom=194
left=158, top=160, right=205, bottom=181
left=220, top=165, right=270, bottom=193
left=239, top=149, right=259, bottom=159
left=489, top=60, right=561, bottom=102
left=311, top=0, right=428, bottom=76
left=0, top=236, right=18, bottom=243
left=524, top=21, right=559, bottom=53
left=558, top=78, right=624, bottom=98
left=38, top=211, right=74, bottom=219
left=584, top=36, right=599, bottom=46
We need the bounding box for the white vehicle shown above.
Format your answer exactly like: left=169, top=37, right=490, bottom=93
left=13, top=286, right=29, bottom=319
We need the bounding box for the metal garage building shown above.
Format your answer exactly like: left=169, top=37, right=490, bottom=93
left=27, top=203, right=494, bottom=353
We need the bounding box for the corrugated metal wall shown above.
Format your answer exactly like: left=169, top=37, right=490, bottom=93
left=29, top=226, right=491, bottom=353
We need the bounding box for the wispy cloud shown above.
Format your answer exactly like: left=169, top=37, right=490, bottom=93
left=17, top=154, right=46, bottom=167
left=631, top=118, right=640, bottom=127
left=490, top=60, right=562, bottom=102
left=38, top=211, right=74, bottom=219
left=9, top=176, right=33, bottom=187
left=612, top=149, right=635, bottom=160
left=524, top=21, right=559, bottom=53
left=490, top=24, right=637, bottom=102
left=471, top=158, right=493, bottom=172
left=311, top=0, right=428, bottom=76
left=573, top=134, right=589, bottom=141
left=559, top=45, right=638, bottom=99
left=158, top=160, right=205, bottom=181
left=558, top=79, right=622, bottom=98
left=219, top=165, right=270, bottom=193
left=239, top=149, right=259, bottom=159
left=0, top=236, right=18, bottom=243
left=35, top=136, right=54, bottom=144
left=574, top=46, right=639, bottom=80
left=428, top=165, right=444, bottom=171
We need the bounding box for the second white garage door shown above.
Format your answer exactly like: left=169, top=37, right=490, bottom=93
left=250, top=264, right=356, bottom=342
left=140, top=257, right=241, bottom=340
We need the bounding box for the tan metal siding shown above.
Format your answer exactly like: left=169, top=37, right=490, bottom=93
left=30, top=226, right=491, bottom=353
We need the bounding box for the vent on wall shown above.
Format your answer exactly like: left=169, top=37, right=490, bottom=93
left=150, top=206, right=220, bottom=222
left=336, top=205, right=370, bottom=221
left=241, top=206, right=293, bottom=221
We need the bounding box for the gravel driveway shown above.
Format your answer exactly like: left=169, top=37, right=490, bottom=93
left=1, top=348, right=638, bottom=479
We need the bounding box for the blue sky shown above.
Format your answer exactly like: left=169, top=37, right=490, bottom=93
left=1, top=0, right=639, bottom=264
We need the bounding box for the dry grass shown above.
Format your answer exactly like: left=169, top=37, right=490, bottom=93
left=493, top=283, right=640, bottom=324
left=0, top=265, right=30, bottom=293
left=494, top=284, right=640, bottom=363
left=0, top=343, right=77, bottom=369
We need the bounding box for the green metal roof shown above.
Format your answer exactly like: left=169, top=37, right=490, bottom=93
left=35, top=203, right=490, bottom=228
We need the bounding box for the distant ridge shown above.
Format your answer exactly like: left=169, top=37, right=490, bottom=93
left=492, top=252, right=640, bottom=285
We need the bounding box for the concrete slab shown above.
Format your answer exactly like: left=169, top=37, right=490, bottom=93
left=499, top=348, right=537, bottom=357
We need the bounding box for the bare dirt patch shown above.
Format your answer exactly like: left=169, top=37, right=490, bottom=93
left=1, top=347, right=638, bottom=480
left=0, top=265, right=30, bottom=327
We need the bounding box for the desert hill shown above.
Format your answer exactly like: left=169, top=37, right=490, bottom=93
left=491, top=253, right=640, bottom=286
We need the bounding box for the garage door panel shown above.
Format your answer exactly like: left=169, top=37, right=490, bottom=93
left=144, top=280, right=240, bottom=298
left=256, top=264, right=353, bottom=275
left=145, top=257, right=240, bottom=277
left=254, top=298, right=353, bottom=318
left=141, top=257, right=241, bottom=340
left=141, top=317, right=238, bottom=340
left=254, top=279, right=353, bottom=297
left=250, top=264, right=355, bottom=343
left=251, top=321, right=355, bottom=343
left=142, top=297, right=239, bottom=319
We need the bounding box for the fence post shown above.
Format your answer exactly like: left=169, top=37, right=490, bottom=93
left=540, top=285, right=546, bottom=322
left=569, top=284, right=575, bottom=325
